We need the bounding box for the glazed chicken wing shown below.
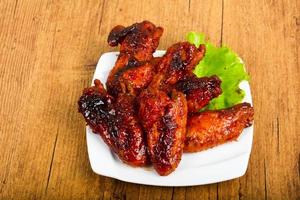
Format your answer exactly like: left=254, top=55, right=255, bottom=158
left=176, top=75, right=222, bottom=113
left=150, top=42, right=206, bottom=91
left=106, top=21, right=163, bottom=97
left=139, top=89, right=187, bottom=175
left=147, top=42, right=221, bottom=112
left=138, top=42, right=207, bottom=175
left=184, top=103, right=254, bottom=152
left=78, top=79, right=147, bottom=166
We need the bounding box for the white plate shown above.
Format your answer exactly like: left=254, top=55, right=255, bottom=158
left=86, top=51, right=254, bottom=186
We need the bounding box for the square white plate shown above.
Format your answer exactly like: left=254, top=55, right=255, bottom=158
left=86, top=51, right=254, bottom=186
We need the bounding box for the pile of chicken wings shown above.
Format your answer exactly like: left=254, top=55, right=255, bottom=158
left=78, top=21, right=254, bottom=176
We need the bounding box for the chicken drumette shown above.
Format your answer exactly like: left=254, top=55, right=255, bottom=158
left=106, top=21, right=163, bottom=97
left=138, top=89, right=187, bottom=175
left=78, top=79, right=148, bottom=166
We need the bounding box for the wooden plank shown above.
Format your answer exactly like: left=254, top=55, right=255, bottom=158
left=0, top=0, right=104, bottom=199
left=39, top=0, right=106, bottom=199
left=0, top=0, right=63, bottom=199
left=222, top=0, right=300, bottom=199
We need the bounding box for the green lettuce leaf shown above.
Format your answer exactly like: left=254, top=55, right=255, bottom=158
left=187, top=32, right=249, bottom=110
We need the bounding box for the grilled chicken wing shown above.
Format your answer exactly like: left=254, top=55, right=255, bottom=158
left=138, top=42, right=206, bottom=175
left=139, top=89, right=187, bottom=175
left=176, top=75, right=222, bottom=113
left=147, top=42, right=221, bottom=112
left=150, top=42, right=206, bottom=92
left=78, top=79, right=147, bottom=166
left=106, top=21, right=163, bottom=97
left=184, top=103, right=254, bottom=152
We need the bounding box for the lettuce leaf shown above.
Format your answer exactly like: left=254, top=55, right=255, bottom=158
left=187, top=32, right=249, bottom=110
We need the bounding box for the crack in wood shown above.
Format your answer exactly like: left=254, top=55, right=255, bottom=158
left=84, top=1, right=102, bottom=65
left=188, top=0, right=191, bottom=13
left=217, top=183, right=219, bottom=200
left=98, top=0, right=106, bottom=34
left=238, top=179, right=243, bottom=200
left=13, top=0, right=18, bottom=16
left=50, top=22, right=58, bottom=70
left=220, top=0, right=224, bottom=46
left=171, top=187, right=175, bottom=200
left=45, top=128, right=59, bottom=193
left=264, top=159, right=268, bottom=200
left=276, top=117, right=280, bottom=154
left=84, top=63, right=97, bottom=67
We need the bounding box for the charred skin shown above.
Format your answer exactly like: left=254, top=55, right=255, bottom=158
left=106, top=21, right=163, bottom=97
left=176, top=75, right=222, bottom=113
left=78, top=80, right=116, bottom=149
left=139, top=90, right=187, bottom=176
left=153, top=91, right=187, bottom=176
left=78, top=79, right=147, bottom=166
left=108, top=21, right=163, bottom=61
left=151, top=42, right=206, bottom=91
left=184, top=103, right=254, bottom=152
left=113, top=93, right=148, bottom=165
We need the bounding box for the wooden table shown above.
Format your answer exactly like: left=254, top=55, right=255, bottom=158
left=0, top=0, right=299, bottom=199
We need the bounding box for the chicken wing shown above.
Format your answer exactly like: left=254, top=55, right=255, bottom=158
left=150, top=42, right=206, bottom=92
left=138, top=42, right=207, bottom=175
left=184, top=103, right=254, bottom=152
left=106, top=21, right=163, bottom=97
left=176, top=75, right=222, bottom=113
left=139, top=89, right=187, bottom=175
left=78, top=79, right=148, bottom=166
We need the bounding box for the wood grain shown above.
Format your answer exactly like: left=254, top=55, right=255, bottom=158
left=0, top=0, right=299, bottom=199
left=222, top=1, right=300, bottom=199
